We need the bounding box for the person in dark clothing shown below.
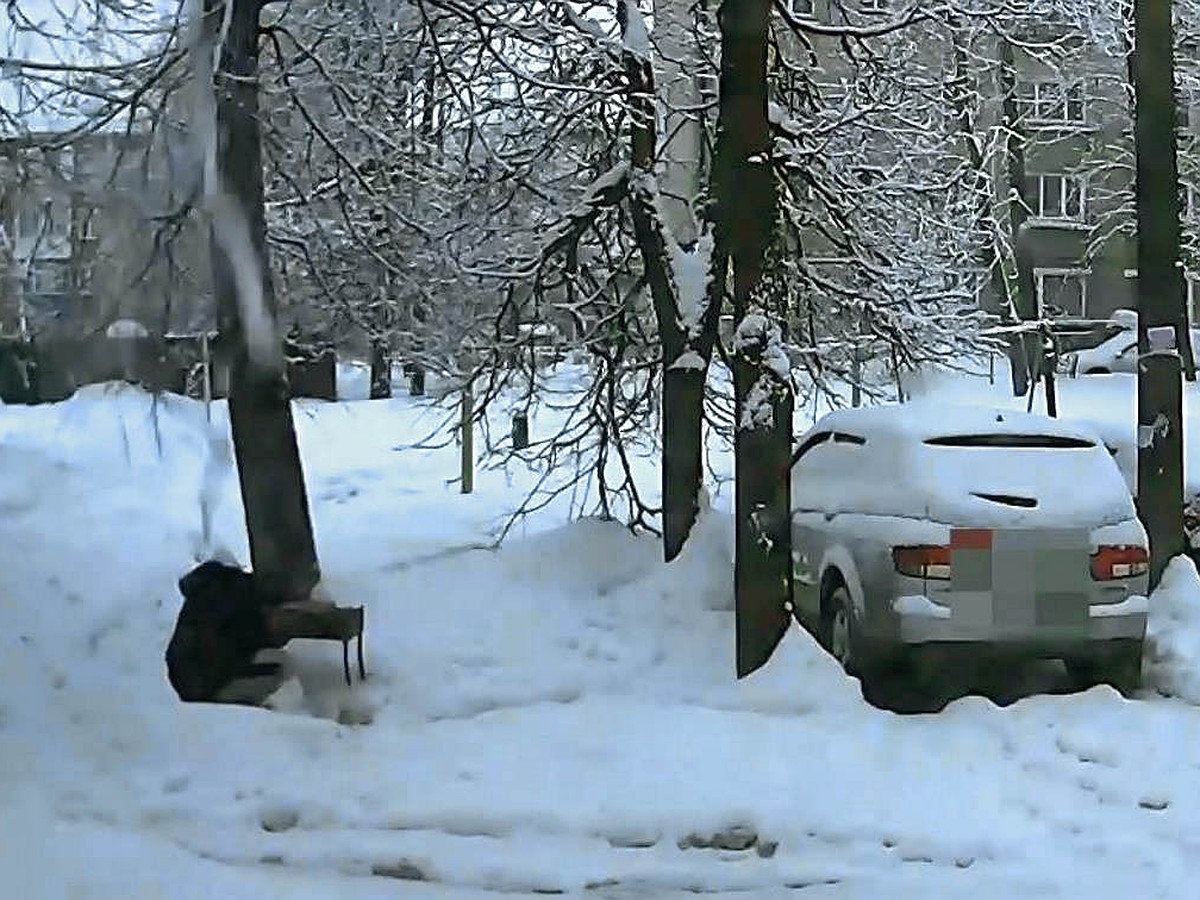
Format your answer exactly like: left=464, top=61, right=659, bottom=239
left=165, top=560, right=287, bottom=703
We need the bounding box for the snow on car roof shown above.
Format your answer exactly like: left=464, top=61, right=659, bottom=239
left=808, top=402, right=1100, bottom=444
left=796, top=402, right=1132, bottom=529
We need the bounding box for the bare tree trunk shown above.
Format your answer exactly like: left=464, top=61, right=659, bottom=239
left=209, top=0, right=320, bottom=602
left=620, top=2, right=724, bottom=563
left=1133, top=0, right=1186, bottom=588
left=660, top=281, right=725, bottom=561
left=654, top=0, right=702, bottom=246
left=999, top=37, right=1038, bottom=397
left=369, top=338, right=391, bottom=399
left=1122, top=4, right=1195, bottom=386
left=947, top=25, right=1026, bottom=396
left=714, top=0, right=792, bottom=678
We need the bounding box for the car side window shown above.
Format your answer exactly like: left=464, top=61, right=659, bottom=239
left=790, top=431, right=831, bottom=468
left=831, top=432, right=866, bottom=445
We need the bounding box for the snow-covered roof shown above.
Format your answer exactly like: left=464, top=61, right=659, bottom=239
left=517, top=322, right=561, bottom=339
left=105, top=318, right=149, bottom=338
left=808, top=402, right=1100, bottom=444
left=1111, top=308, right=1138, bottom=330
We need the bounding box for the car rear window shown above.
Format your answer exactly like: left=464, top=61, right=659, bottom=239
left=923, top=434, right=1096, bottom=449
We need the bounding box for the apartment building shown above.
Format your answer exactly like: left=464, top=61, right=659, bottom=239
left=0, top=123, right=213, bottom=338
left=782, top=0, right=1200, bottom=324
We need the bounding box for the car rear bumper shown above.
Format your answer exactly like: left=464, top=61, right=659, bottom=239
left=890, top=593, right=1147, bottom=646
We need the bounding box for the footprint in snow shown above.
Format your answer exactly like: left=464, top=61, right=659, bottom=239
left=260, top=806, right=301, bottom=833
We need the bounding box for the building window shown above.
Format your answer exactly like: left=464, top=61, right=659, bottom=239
left=1035, top=268, right=1089, bottom=318
left=787, top=0, right=815, bottom=15
left=1017, top=81, right=1086, bottom=124
left=16, top=197, right=71, bottom=242
left=26, top=260, right=67, bottom=295
left=1178, top=89, right=1193, bottom=130
left=17, top=198, right=45, bottom=240
left=1125, top=269, right=1198, bottom=324
left=858, top=0, right=887, bottom=11
left=77, top=204, right=97, bottom=240
left=1025, top=173, right=1086, bottom=221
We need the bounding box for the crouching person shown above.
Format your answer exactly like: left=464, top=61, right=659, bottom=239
left=165, top=560, right=289, bottom=704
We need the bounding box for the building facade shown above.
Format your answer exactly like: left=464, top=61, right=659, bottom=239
left=0, top=124, right=211, bottom=339
left=784, top=0, right=1200, bottom=325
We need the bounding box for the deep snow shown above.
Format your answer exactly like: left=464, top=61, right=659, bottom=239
left=3, top=361, right=1200, bottom=896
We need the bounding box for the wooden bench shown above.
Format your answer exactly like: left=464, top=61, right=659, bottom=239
left=266, top=601, right=366, bottom=685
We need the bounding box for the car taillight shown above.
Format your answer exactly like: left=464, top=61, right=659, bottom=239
left=1091, top=545, right=1149, bottom=580
left=892, top=546, right=952, bottom=580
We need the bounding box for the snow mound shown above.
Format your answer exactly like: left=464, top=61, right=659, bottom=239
left=14, top=372, right=1200, bottom=895
left=1146, top=555, right=1200, bottom=703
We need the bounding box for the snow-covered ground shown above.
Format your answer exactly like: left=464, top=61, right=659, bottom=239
left=4, top=360, right=1200, bottom=897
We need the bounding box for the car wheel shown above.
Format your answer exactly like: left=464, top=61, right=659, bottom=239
left=825, top=585, right=861, bottom=675
left=1065, top=642, right=1143, bottom=695
left=823, top=582, right=921, bottom=707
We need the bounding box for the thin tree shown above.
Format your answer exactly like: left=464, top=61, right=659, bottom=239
left=201, top=0, right=320, bottom=601
left=716, top=0, right=793, bottom=678
left=620, top=0, right=727, bottom=562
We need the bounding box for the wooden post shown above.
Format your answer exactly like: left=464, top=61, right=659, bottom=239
left=512, top=411, right=529, bottom=450
left=369, top=339, right=391, bottom=399
left=851, top=309, right=864, bottom=408
left=461, top=380, right=474, bottom=494
left=201, top=330, right=212, bottom=422
left=1042, top=325, right=1058, bottom=418
left=407, top=362, right=425, bottom=396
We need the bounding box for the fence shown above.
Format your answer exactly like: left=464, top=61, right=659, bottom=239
left=0, top=333, right=338, bottom=405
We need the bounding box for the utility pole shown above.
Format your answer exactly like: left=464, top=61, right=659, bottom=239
left=1133, top=0, right=1186, bottom=588
left=207, top=0, right=320, bottom=601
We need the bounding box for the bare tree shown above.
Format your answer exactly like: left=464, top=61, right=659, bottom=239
left=1132, top=0, right=1186, bottom=587
left=198, top=0, right=320, bottom=601
left=714, top=0, right=792, bottom=677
